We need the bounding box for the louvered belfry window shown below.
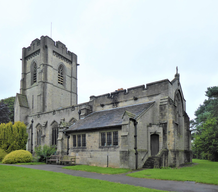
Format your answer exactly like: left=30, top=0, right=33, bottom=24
left=33, top=63, right=37, bottom=84
left=58, top=65, right=64, bottom=85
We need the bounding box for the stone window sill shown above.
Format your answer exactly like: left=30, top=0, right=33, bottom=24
left=99, top=145, right=119, bottom=149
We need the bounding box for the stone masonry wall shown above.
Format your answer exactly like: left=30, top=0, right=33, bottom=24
left=69, top=127, right=121, bottom=168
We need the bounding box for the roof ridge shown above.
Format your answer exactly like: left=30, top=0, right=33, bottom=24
left=90, top=101, right=155, bottom=115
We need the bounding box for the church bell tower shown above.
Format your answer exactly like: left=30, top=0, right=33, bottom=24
left=15, top=36, right=78, bottom=122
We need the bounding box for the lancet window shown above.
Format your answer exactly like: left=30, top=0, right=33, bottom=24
left=31, top=62, right=37, bottom=85
left=36, top=125, right=42, bottom=145
left=51, top=121, right=59, bottom=146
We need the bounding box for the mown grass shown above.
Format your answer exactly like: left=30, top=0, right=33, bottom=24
left=0, top=165, right=166, bottom=192
left=16, top=162, right=46, bottom=165
left=128, top=159, right=218, bottom=185
left=0, top=161, right=45, bottom=165
left=63, top=165, right=131, bottom=174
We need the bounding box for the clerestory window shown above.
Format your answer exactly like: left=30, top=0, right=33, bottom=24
left=58, top=65, right=64, bottom=85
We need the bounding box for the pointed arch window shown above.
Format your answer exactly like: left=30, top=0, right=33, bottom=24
left=51, top=122, right=59, bottom=146
left=32, top=62, right=37, bottom=85
left=58, top=65, right=64, bottom=85
left=36, top=125, right=42, bottom=145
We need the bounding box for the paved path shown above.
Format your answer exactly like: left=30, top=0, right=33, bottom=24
left=4, top=164, right=218, bottom=192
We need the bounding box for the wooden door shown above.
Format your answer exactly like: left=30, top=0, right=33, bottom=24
left=151, top=134, right=159, bottom=156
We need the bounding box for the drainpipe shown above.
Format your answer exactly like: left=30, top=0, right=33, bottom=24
left=67, top=135, right=70, bottom=155
left=130, top=118, right=138, bottom=170
left=31, top=119, right=34, bottom=154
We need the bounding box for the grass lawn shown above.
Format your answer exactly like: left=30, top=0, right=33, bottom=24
left=63, top=165, right=131, bottom=174
left=0, top=165, right=166, bottom=192
left=16, top=162, right=46, bottom=165
left=0, top=161, right=45, bottom=165
left=128, top=159, right=218, bottom=185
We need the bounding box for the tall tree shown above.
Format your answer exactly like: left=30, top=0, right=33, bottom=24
left=192, top=86, right=218, bottom=161
left=0, top=101, right=10, bottom=124
left=0, top=121, right=28, bottom=153
left=0, top=96, right=15, bottom=123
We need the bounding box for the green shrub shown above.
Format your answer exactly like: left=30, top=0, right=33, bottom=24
left=2, top=150, right=32, bottom=164
left=34, top=145, right=56, bottom=162
left=0, top=148, right=7, bottom=161
left=0, top=121, right=28, bottom=153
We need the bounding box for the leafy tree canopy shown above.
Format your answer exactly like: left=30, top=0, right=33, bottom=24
left=0, top=101, right=10, bottom=124
left=0, top=96, right=15, bottom=123
left=192, top=86, right=218, bottom=161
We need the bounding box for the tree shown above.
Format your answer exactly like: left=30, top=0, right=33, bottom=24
left=194, top=118, right=218, bottom=160
left=0, top=121, right=28, bottom=153
left=192, top=86, right=218, bottom=161
left=0, top=101, right=10, bottom=124
left=0, top=96, right=15, bottom=123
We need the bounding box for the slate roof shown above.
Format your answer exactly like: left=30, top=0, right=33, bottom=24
left=67, top=101, right=154, bottom=132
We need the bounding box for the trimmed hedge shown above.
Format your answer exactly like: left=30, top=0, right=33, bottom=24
left=2, top=150, right=32, bottom=164
left=0, top=148, right=7, bottom=161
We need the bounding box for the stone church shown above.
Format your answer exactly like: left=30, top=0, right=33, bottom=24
left=14, top=36, right=192, bottom=169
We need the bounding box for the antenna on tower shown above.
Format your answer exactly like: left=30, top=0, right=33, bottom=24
left=50, top=22, right=52, bottom=38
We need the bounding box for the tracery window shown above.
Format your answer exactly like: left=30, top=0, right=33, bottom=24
left=58, top=65, right=64, bottom=85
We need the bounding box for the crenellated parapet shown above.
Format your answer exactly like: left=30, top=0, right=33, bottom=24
left=90, top=85, right=146, bottom=101
left=89, top=78, right=186, bottom=113
left=23, top=36, right=77, bottom=63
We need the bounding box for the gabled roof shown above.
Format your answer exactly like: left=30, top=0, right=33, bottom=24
left=67, top=101, right=154, bottom=132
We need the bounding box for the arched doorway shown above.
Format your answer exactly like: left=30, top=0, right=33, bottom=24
left=151, top=134, right=159, bottom=156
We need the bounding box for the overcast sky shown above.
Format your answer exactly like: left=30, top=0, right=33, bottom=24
left=0, top=0, right=218, bottom=120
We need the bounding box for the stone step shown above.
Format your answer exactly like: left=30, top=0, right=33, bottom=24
left=143, top=156, right=156, bottom=169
